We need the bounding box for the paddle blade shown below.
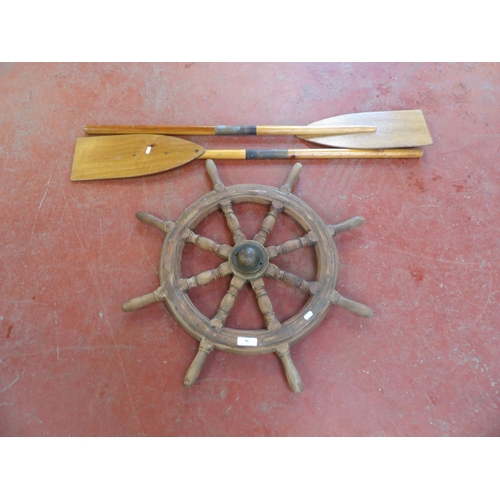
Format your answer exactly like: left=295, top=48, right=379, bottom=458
left=298, top=110, right=433, bottom=149
left=70, top=134, right=204, bottom=180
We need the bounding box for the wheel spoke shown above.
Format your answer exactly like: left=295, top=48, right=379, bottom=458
left=276, top=343, right=303, bottom=393
left=136, top=211, right=176, bottom=234
left=122, top=285, right=167, bottom=312
left=265, top=262, right=319, bottom=295
left=210, top=275, right=246, bottom=330
left=178, top=262, right=232, bottom=292
left=250, top=278, right=281, bottom=331
left=266, top=230, right=318, bottom=259
left=328, top=289, right=374, bottom=317
left=184, top=338, right=214, bottom=388
left=182, top=228, right=231, bottom=259
left=327, top=216, right=365, bottom=237
left=279, top=163, right=303, bottom=195
left=220, top=199, right=246, bottom=244
left=205, top=159, right=225, bottom=192
left=253, top=200, right=284, bottom=245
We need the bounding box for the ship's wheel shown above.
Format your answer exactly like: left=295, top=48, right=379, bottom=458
left=122, top=160, right=373, bottom=392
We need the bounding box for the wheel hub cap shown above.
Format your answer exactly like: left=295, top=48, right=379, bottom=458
left=229, top=240, right=269, bottom=279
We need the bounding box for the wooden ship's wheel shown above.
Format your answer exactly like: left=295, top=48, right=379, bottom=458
left=122, top=160, right=374, bottom=392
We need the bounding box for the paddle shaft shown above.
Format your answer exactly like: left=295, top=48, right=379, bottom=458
left=83, top=124, right=376, bottom=136
left=199, top=148, right=423, bottom=160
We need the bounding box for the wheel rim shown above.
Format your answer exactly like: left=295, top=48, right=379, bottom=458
left=159, top=184, right=338, bottom=354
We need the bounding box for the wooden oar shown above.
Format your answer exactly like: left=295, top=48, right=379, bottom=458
left=70, top=134, right=424, bottom=181
left=84, top=124, right=375, bottom=137
left=83, top=110, right=432, bottom=149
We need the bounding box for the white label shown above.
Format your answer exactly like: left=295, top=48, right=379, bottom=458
left=237, top=336, right=258, bottom=347
left=304, top=311, right=313, bottom=320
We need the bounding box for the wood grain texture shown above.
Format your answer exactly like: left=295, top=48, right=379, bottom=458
left=252, top=201, right=283, bottom=244
left=328, top=290, right=374, bottom=317
left=283, top=148, right=423, bottom=159
left=266, top=231, right=318, bottom=259
left=265, top=263, right=319, bottom=295
left=210, top=275, right=246, bottom=331
left=280, top=162, right=303, bottom=194
left=250, top=278, right=281, bottom=331
left=184, top=338, right=214, bottom=387
left=70, top=134, right=204, bottom=180
left=256, top=125, right=375, bottom=135
left=122, top=285, right=166, bottom=312
left=178, top=262, right=232, bottom=292
left=328, top=216, right=365, bottom=236
left=220, top=200, right=246, bottom=244
left=182, top=228, right=232, bottom=258
left=298, top=110, right=433, bottom=149
left=276, top=344, right=303, bottom=393
left=205, top=158, right=225, bottom=191
left=136, top=211, right=176, bottom=234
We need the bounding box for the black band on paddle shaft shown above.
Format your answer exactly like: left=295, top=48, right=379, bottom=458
left=245, top=150, right=289, bottom=159
left=215, top=126, right=257, bottom=135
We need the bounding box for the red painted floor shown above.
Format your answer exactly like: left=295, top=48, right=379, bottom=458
left=1, top=62, right=499, bottom=436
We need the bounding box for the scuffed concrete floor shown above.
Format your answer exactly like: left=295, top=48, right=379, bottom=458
left=0, top=62, right=499, bottom=436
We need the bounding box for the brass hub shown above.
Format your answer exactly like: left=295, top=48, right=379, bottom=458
left=228, top=240, right=269, bottom=279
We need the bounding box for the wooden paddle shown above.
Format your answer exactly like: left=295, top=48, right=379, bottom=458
left=70, top=134, right=424, bottom=181
left=83, top=110, right=432, bottom=149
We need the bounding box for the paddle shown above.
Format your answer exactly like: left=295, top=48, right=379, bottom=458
left=83, top=110, right=432, bottom=150
left=70, top=134, right=424, bottom=181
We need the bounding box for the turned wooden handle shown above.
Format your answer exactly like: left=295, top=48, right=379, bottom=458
left=329, top=216, right=365, bottom=236
left=210, top=276, right=246, bottom=330
left=266, top=231, right=317, bottom=259
left=182, top=228, right=232, bottom=258
left=251, top=278, right=281, bottom=331
left=184, top=339, right=214, bottom=387
left=329, top=290, right=374, bottom=317
left=205, top=159, right=225, bottom=191
left=178, top=262, right=232, bottom=292
left=280, top=162, right=303, bottom=194
left=276, top=344, right=303, bottom=393
left=266, top=263, right=319, bottom=295
left=122, top=286, right=165, bottom=312
left=220, top=201, right=246, bottom=244
left=136, top=211, right=176, bottom=234
left=252, top=201, right=283, bottom=244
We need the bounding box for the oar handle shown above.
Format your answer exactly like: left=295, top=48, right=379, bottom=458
left=83, top=124, right=375, bottom=136
left=200, top=148, right=423, bottom=160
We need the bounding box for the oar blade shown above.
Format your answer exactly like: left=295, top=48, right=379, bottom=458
left=70, top=134, right=204, bottom=180
left=299, top=110, right=433, bottom=149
